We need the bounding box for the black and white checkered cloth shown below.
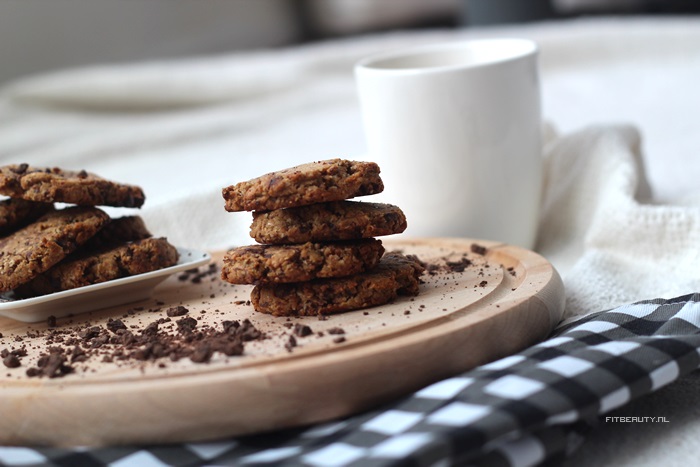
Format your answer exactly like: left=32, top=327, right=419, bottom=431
left=3, top=293, right=700, bottom=467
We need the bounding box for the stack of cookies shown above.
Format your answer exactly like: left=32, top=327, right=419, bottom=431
left=0, top=164, right=179, bottom=297
left=221, top=159, right=424, bottom=317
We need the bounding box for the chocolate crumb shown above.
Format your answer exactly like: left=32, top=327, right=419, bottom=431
left=176, top=316, right=198, bottom=334
left=238, top=319, right=263, bottom=341
left=471, top=243, right=487, bottom=255
left=479, top=280, right=488, bottom=287
left=190, top=343, right=213, bottom=363
left=446, top=257, right=472, bottom=273
left=166, top=306, right=189, bottom=317
left=47, top=316, right=57, bottom=328
left=141, top=322, right=159, bottom=337
left=333, top=337, right=346, bottom=344
left=106, top=318, right=127, bottom=334
left=71, top=346, right=87, bottom=363
left=285, top=335, right=297, bottom=352
left=28, top=349, right=74, bottom=378
left=79, top=326, right=101, bottom=340
left=293, top=324, right=312, bottom=338
left=327, top=327, right=345, bottom=335
left=3, top=354, right=20, bottom=368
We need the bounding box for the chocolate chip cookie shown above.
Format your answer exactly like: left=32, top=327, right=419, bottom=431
left=250, top=252, right=424, bottom=316
left=0, top=198, right=54, bottom=236
left=250, top=201, right=407, bottom=244
left=0, top=164, right=145, bottom=208
left=0, top=207, right=110, bottom=292
left=221, top=238, right=384, bottom=285
left=222, top=159, right=383, bottom=212
left=15, top=237, right=179, bottom=296
left=82, top=215, right=152, bottom=250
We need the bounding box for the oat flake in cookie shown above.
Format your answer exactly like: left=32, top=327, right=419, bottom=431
left=0, top=164, right=145, bottom=208
left=222, top=159, right=383, bottom=212
left=250, top=252, right=424, bottom=317
left=221, top=239, right=384, bottom=285
left=0, top=206, right=110, bottom=292
left=250, top=201, right=407, bottom=244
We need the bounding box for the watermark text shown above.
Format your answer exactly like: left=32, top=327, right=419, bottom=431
left=605, top=416, right=669, bottom=423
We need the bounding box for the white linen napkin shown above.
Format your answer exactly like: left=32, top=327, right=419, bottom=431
left=538, top=125, right=700, bottom=319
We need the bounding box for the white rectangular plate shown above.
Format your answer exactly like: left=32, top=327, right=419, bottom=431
left=0, top=247, right=211, bottom=323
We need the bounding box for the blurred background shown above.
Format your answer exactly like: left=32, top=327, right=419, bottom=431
left=2, top=0, right=699, bottom=85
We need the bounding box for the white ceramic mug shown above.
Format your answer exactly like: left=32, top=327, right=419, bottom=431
left=355, top=38, right=542, bottom=248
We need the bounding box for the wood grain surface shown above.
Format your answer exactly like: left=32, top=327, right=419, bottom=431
left=0, top=237, right=564, bottom=447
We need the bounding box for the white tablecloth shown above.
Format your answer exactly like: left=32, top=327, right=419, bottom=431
left=2, top=16, right=700, bottom=466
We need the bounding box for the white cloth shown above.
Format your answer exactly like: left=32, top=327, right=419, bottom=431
left=1, top=16, right=700, bottom=466
left=539, top=125, right=700, bottom=318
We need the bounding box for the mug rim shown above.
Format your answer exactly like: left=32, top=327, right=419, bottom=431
left=354, top=38, right=538, bottom=75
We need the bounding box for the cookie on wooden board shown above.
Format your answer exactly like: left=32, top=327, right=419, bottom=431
left=0, top=207, right=110, bottom=292
left=250, top=252, right=424, bottom=316
left=0, top=164, right=145, bottom=208
left=221, top=239, right=384, bottom=285
left=222, top=159, right=383, bottom=212
left=250, top=201, right=407, bottom=244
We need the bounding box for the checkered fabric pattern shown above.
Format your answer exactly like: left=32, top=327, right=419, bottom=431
left=3, top=293, right=700, bottom=467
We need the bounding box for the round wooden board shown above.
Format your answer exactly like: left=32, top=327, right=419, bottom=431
left=0, top=237, right=564, bottom=447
